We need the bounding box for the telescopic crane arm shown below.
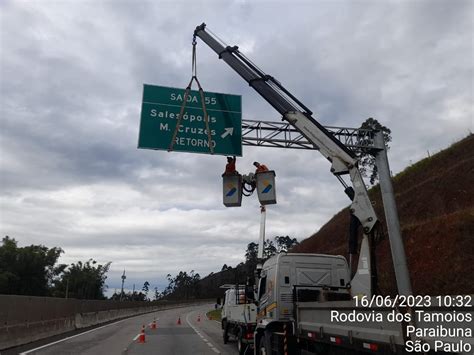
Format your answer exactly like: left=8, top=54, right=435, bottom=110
left=194, top=23, right=377, bottom=235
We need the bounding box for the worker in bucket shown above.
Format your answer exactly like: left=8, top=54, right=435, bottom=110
left=253, top=161, right=269, bottom=174
left=223, top=156, right=238, bottom=175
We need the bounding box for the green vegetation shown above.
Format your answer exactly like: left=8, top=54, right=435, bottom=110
left=393, top=134, right=472, bottom=183
left=161, top=270, right=201, bottom=300
left=109, top=288, right=150, bottom=301
left=357, top=117, right=392, bottom=185
left=0, top=236, right=111, bottom=299
left=166, top=235, right=299, bottom=300
left=0, top=236, right=65, bottom=296
left=207, top=308, right=222, bottom=321
left=52, top=259, right=110, bottom=300
left=245, top=236, right=299, bottom=265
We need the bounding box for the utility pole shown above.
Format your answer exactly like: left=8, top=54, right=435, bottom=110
left=374, top=131, right=412, bottom=296
left=120, top=270, right=126, bottom=301
left=65, top=278, right=69, bottom=299
left=256, top=205, right=266, bottom=278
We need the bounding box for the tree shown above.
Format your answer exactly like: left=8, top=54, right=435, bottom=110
left=163, top=270, right=201, bottom=300
left=245, top=236, right=298, bottom=265
left=244, top=242, right=259, bottom=264
left=263, top=239, right=277, bottom=258
left=53, top=259, right=111, bottom=300
left=154, top=286, right=161, bottom=301
left=275, top=236, right=299, bottom=253
left=111, top=290, right=147, bottom=301
left=142, top=281, right=150, bottom=299
left=357, top=117, right=392, bottom=185
left=0, top=236, right=65, bottom=296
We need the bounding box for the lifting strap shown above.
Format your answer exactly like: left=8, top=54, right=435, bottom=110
left=168, top=36, right=213, bottom=154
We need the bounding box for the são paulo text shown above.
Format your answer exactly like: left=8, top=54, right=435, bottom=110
left=406, top=340, right=471, bottom=353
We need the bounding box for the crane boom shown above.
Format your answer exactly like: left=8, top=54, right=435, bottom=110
left=194, top=23, right=377, bottom=234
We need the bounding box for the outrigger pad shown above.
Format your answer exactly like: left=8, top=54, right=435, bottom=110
left=223, top=174, right=242, bottom=207
left=256, top=170, right=277, bottom=205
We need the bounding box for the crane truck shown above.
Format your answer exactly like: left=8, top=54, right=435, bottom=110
left=193, top=24, right=473, bottom=355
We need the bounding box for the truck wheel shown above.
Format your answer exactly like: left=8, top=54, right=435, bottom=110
left=258, top=334, right=268, bottom=355
left=223, top=321, right=229, bottom=344
left=237, top=329, right=245, bottom=355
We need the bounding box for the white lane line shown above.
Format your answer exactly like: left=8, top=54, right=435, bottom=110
left=21, top=315, right=161, bottom=354
left=136, top=317, right=159, bottom=342
left=19, top=317, right=131, bottom=354
left=186, top=311, right=221, bottom=354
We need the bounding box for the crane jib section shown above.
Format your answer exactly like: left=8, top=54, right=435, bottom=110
left=194, top=23, right=378, bottom=234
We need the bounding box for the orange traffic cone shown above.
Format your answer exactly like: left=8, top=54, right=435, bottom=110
left=197, top=315, right=201, bottom=322
left=177, top=317, right=181, bottom=325
left=138, top=325, right=146, bottom=343
left=151, top=319, right=157, bottom=329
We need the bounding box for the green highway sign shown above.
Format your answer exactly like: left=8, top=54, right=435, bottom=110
left=138, top=84, right=242, bottom=156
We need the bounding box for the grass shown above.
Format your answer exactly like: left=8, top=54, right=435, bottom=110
left=206, top=308, right=222, bottom=322
left=393, top=133, right=473, bottom=183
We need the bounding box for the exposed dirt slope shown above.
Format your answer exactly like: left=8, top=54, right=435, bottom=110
left=292, top=134, right=474, bottom=296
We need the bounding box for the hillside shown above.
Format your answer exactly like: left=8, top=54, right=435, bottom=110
left=173, top=263, right=253, bottom=301
left=292, top=134, right=474, bottom=296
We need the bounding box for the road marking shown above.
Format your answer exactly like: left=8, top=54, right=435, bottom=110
left=134, top=317, right=159, bottom=342
left=186, top=311, right=221, bottom=354
left=20, top=315, right=161, bottom=354
left=19, top=317, right=131, bottom=354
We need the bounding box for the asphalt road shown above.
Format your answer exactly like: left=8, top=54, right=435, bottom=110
left=12, top=303, right=248, bottom=355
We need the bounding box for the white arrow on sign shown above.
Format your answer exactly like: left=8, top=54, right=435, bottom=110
left=220, top=127, right=234, bottom=139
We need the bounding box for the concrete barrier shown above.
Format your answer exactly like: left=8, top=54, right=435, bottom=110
left=1, top=317, right=76, bottom=350
left=0, top=295, right=211, bottom=350
left=73, top=306, right=156, bottom=329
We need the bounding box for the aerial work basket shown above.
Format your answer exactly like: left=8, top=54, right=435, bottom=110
left=256, top=170, right=276, bottom=205
left=222, top=174, right=242, bottom=207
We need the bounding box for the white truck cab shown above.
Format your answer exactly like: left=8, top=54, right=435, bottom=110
left=221, top=285, right=257, bottom=354
left=256, top=253, right=351, bottom=325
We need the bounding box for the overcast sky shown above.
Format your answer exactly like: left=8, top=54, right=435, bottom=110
left=1, top=0, right=472, bottom=295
